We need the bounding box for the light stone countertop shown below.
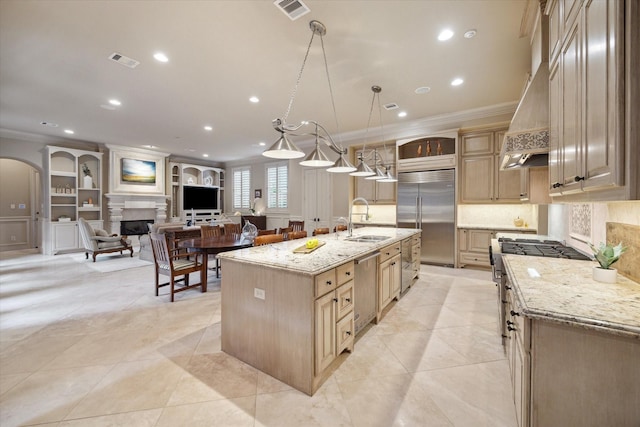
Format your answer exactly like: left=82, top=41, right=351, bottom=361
left=217, top=227, right=419, bottom=276
left=457, top=224, right=537, bottom=232
left=503, top=254, right=640, bottom=338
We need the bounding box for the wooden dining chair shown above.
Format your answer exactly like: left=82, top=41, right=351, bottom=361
left=334, top=224, right=348, bottom=232
left=287, top=230, right=307, bottom=240
left=224, top=222, right=242, bottom=236
left=277, top=226, right=292, bottom=240
left=200, top=225, right=222, bottom=277
left=254, top=234, right=284, bottom=246
left=149, top=232, right=206, bottom=302
left=257, top=229, right=276, bottom=236
left=288, top=220, right=305, bottom=232
left=312, top=227, right=330, bottom=236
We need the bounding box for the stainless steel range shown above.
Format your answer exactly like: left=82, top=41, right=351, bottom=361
left=490, top=233, right=591, bottom=344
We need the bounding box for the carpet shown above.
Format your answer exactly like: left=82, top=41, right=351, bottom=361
left=71, top=252, right=153, bottom=273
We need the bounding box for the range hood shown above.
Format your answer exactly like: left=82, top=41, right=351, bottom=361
left=499, top=62, right=550, bottom=170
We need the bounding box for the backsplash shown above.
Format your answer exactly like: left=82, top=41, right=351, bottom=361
left=457, top=204, right=539, bottom=230
left=607, top=222, right=640, bottom=282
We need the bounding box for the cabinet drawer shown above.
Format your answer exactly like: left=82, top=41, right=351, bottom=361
left=412, top=234, right=421, bottom=245
left=379, top=243, right=401, bottom=263
left=315, top=269, right=336, bottom=297
left=336, top=261, right=354, bottom=287
left=336, top=281, right=354, bottom=320
left=459, top=252, right=490, bottom=267
left=336, top=312, right=354, bottom=355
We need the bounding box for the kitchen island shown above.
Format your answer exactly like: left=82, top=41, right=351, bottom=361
left=501, top=255, right=640, bottom=427
left=217, top=227, right=419, bottom=395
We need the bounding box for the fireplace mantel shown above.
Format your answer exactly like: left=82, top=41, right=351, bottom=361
left=104, top=193, right=170, bottom=235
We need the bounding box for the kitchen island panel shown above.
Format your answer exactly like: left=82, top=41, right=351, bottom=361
left=221, top=260, right=315, bottom=394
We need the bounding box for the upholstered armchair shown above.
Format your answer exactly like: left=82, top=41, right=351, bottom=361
left=78, top=217, right=133, bottom=262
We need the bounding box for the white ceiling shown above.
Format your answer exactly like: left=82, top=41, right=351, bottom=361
left=0, top=0, right=531, bottom=163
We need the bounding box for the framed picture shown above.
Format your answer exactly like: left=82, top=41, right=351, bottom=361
left=254, top=189, right=262, bottom=199
left=121, top=158, right=156, bottom=184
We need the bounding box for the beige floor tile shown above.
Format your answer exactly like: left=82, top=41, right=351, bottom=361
left=256, top=370, right=293, bottom=394
left=379, top=330, right=470, bottom=372
left=0, top=365, right=112, bottom=426
left=66, top=358, right=187, bottom=419
left=338, top=373, right=453, bottom=427
left=431, top=322, right=506, bottom=364
left=0, top=334, right=83, bottom=374
left=332, top=334, right=407, bottom=384
left=58, top=408, right=162, bottom=426
left=0, top=372, right=30, bottom=396
left=157, top=396, right=255, bottom=427
left=412, top=360, right=517, bottom=427
left=255, top=378, right=352, bottom=427
left=167, top=352, right=258, bottom=405
left=194, top=323, right=221, bottom=355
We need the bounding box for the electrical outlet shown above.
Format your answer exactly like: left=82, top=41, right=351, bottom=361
left=254, top=288, right=265, bottom=300
left=18, top=204, right=25, bottom=209
left=10, top=204, right=15, bottom=209
left=10, top=235, right=16, bottom=241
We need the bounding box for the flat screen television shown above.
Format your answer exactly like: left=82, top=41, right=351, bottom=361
left=183, top=186, right=218, bottom=210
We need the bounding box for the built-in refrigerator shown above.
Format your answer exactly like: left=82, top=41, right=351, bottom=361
left=397, top=169, right=455, bottom=268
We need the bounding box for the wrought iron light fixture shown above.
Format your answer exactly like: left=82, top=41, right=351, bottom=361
left=262, top=20, right=355, bottom=173
left=350, top=86, right=396, bottom=182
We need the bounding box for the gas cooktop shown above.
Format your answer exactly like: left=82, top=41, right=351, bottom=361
left=499, top=240, right=591, bottom=260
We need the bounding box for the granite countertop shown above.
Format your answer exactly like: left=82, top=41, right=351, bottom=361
left=503, top=255, right=640, bottom=338
left=217, top=227, right=419, bottom=276
left=458, top=224, right=537, bottom=232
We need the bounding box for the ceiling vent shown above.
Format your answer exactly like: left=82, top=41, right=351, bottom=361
left=108, top=52, right=140, bottom=69
left=273, top=0, right=310, bottom=21
left=383, top=103, right=399, bottom=110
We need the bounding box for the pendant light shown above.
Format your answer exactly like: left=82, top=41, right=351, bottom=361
left=263, top=21, right=355, bottom=173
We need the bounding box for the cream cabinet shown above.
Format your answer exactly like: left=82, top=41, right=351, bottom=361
left=547, top=0, right=635, bottom=200
left=314, top=261, right=355, bottom=375
left=458, top=228, right=536, bottom=269
left=46, top=146, right=103, bottom=254
left=352, top=142, right=396, bottom=204
left=411, top=233, right=421, bottom=279
left=377, top=242, right=401, bottom=321
left=459, top=129, right=521, bottom=204
left=505, top=282, right=531, bottom=427
left=169, top=162, right=224, bottom=222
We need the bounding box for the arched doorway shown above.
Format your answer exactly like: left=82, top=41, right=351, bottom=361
left=0, top=158, right=42, bottom=252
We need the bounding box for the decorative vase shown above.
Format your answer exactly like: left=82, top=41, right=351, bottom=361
left=592, top=266, right=617, bottom=284
left=241, top=221, right=258, bottom=241
left=83, top=175, right=93, bottom=189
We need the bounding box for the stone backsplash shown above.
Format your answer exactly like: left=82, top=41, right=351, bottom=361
left=606, top=222, right=640, bottom=283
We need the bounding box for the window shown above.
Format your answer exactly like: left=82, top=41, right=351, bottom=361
left=266, top=162, right=288, bottom=209
left=232, top=167, right=251, bottom=210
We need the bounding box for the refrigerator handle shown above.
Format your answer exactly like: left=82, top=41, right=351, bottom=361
left=419, top=196, right=423, bottom=228
left=415, top=197, right=420, bottom=228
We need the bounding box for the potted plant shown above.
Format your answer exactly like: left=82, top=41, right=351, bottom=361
left=82, top=163, right=93, bottom=188
left=589, top=242, right=626, bottom=283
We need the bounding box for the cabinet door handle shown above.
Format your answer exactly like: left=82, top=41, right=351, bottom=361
left=501, top=300, right=508, bottom=304
left=345, top=271, right=351, bottom=276
left=345, top=298, right=351, bottom=303
left=510, top=310, right=520, bottom=316
left=326, top=280, right=332, bottom=285
left=507, top=320, right=514, bottom=326
left=505, top=285, right=512, bottom=290
left=333, top=298, right=338, bottom=303
left=574, top=175, right=585, bottom=182
left=552, top=182, right=563, bottom=188
left=508, top=326, right=516, bottom=331
left=345, top=331, right=352, bottom=336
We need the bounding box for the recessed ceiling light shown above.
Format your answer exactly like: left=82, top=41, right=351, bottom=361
left=259, top=142, right=266, bottom=146
left=153, top=52, right=169, bottom=62
left=40, top=121, right=58, bottom=127
left=249, top=96, right=260, bottom=103
left=202, top=154, right=209, bottom=158
left=142, top=145, right=158, bottom=149
left=64, top=129, right=75, bottom=134
left=108, top=99, right=121, bottom=106
left=464, top=29, right=477, bottom=39
left=415, top=86, right=431, bottom=94
left=398, top=111, right=407, bottom=118
left=438, top=29, right=454, bottom=41
left=204, top=126, right=213, bottom=131
left=451, top=78, right=464, bottom=86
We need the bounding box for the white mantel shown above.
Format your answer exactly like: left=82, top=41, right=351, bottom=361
left=104, top=193, right=169, bottom=234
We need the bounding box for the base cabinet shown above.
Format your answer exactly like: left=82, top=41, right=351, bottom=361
left=377, top=242, right=401, bottom=321
left=458, top=228, right=536, bottom=268
left=503, top=277, right=640, bottom=426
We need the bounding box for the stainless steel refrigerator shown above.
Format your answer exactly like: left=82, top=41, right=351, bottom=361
left=397, top=169, right=455, bottom=267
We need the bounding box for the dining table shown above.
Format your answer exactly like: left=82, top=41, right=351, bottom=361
left=178, top=235, right=254, bottom=285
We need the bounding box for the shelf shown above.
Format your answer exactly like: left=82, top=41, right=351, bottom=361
left=51, top=171, right=77, bottom=177
left=78, top=207, right=100, bottom=211
left=52, top=203, right=77, bottom=207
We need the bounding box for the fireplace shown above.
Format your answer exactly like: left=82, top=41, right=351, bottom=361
left=120, top=219, right=154, bottom=236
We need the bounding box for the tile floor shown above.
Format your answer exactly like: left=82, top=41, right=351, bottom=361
left=0, top=249, right=517, bottom=427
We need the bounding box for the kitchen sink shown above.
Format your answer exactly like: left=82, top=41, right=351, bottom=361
left=344, top=235, right=391, bottom=243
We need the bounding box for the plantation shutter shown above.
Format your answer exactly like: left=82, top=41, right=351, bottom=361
left=233, top=168, right=250, bottom=209
left=267, top=163, right=288, bottom=209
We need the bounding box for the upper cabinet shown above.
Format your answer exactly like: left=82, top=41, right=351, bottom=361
left=546, top=0, right=638, bottom=201
left=351, top=142, right=396, bottom=204
left=459, top=127, right=522, bottom=204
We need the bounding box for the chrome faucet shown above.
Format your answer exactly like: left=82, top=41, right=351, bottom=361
left=348, top=197, right=369, bottom=237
